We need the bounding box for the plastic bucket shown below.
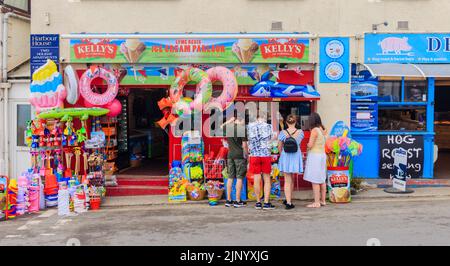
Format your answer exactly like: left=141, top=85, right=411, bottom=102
left=327, top=167, right=351, bottom=203
left=90, top=198, right=101, bottom=210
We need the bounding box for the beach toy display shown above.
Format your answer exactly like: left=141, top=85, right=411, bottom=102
left=0, top=176, right=8, bottom=220
left=168, top=161, right=188, bottom=203
left=157, top=66, right=238, bottom=129
left=171, top=67, right=212, bottom=116
left=206, top=180, right=224, bottom=206
left=6, top=179, right=18, bottom=220
left=325, top=126, right=363, bottom=204
left=249, top=71, right=320, bottom=98
left=186, top=181, right=206, bottom=201
left=205, top=66, right=238, bottom=111
left=30, top=59, right=67, bottom=113
left=79, top=66, right=122, bottom=117
left=64, top=65, right=80, bottom=105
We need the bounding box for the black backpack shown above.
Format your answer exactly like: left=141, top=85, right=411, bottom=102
left=283, top=130, right=298, bottom=153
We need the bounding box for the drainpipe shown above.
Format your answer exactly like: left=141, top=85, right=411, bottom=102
left=1, top=12, right=31, bottom=176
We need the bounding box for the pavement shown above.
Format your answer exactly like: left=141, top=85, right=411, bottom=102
left=101, top=186, right=450, bottom=208
left=1, top=195, right=450, bottom=246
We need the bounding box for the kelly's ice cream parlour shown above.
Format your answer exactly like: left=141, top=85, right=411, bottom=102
left=57, top=33, right=322, bottom=198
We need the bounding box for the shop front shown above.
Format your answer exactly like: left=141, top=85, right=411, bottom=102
left=352, top=33, right=450, bottom=179
left=61, top=33, right=321, bottom=194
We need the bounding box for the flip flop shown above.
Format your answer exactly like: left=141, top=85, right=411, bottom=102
left=306, top=203, right=321, bottom=208
left=320, top=202, right=327, bottom=206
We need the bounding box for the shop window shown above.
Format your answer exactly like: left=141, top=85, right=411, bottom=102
left=378, top=80, right=401, bottom=102
left=17, top=104, right=31, bottom=147
left=404, top=80, right=427, bottom=102
left=379, top=108, right=426, bottom=131
left=2, top=0, right=30, bottom=13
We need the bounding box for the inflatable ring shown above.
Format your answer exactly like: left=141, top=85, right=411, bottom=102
left=37, top=107, right=110, bottom=120
left=205, top=66, right=238, bottom=111
left=170, top=67, right=212, bottom=116
left=64, top=65, right=79, bottom=105
left=79, top=67, right=118, bottom=106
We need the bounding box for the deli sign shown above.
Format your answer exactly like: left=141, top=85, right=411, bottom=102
left=365, top=33, right=450, bottom=63
left=73, top=39, right=118, bottom=59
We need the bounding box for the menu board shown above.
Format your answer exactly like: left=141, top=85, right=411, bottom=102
left=379, top=135, right=424, bottom=179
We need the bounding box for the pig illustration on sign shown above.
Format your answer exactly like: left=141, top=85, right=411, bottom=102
left=378, top=37, right=412, bottom=54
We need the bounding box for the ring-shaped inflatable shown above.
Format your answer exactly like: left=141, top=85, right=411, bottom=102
left=64, top=65, right=79, bottom=105
left=79, top=67, right=118, bottom=106
left=205, top=66, right=238, bottom=111
left=170, top=67, right=212, bottom=116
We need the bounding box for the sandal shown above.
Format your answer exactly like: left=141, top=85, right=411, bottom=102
left=320, top=201, right=327, bottom=206
left=306, top=202, right=321, bottom=208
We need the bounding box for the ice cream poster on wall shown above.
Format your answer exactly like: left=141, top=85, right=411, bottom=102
left=319, top=37, right=350, bottom=83
left=365, top=33, right=450, bottom=63
left=69, top=38, right=310, bottom=64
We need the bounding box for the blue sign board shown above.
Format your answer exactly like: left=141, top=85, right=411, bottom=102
left=30, top=34, right=59, bottom=75
left=320, top=37, right=350, bottom=83
left=365, top=33, right=450, bottom=63
left=351, top=102, right=378, bottom=132
left=351, top=70, right=378, bottom=102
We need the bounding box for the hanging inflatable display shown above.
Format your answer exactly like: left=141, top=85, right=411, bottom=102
left=79, top=66, right=122, bottom=117
left=64, top=65, right=79, bottom=105
left=37, top=107, right=110, bottom=120
left=30, top=59, right=67, bottom=113
left=250, top=71, right=320, bottom=98
left=205, top=66, right=238, bottom=111
left=79, top=66, right=119, bottom=106
left=170, top=67, right=212, bottom=116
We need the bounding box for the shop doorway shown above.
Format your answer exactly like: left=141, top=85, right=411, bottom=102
left=117, top=88, right=169, bottom=177
left=434, top=85, right=450, bottom=178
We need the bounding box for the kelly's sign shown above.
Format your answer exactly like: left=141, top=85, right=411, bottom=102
left=73, top=39, right=117, bottom=59
left=69, top=37, right=310, bottom=64
left=365, top=33, right=450, bottom=63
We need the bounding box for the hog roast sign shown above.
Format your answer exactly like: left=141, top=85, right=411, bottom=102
left=365, top=33, right=450, bottom=63
left=379, top=134, right=424, bottom=179
left=69, top=37, right=310, bottom=64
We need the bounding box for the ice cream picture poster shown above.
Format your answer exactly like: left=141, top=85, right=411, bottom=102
left=70, top=38, right=310, bottom=64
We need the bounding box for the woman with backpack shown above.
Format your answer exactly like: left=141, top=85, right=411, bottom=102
left=303, top=112, right=327, bottom=208
left=277, top=114, right=304, bottom=210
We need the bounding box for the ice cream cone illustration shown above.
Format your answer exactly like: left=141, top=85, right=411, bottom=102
left=333, top=187, right=350, bottom=203
left=120, top=39, right=146, bottom=63
left=232, top=39, right=259, bottom=63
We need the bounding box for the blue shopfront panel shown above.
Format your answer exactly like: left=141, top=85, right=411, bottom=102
left=423, top=134, right=434, bottom=179
left=224, top=178, right=248, bottom=201
left=352, top=133, right=434, bottom=179
left=353, top=135, right=379, bottom=178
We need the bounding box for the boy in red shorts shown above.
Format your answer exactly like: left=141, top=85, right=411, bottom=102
left=247, top=113, right=275, bottom=210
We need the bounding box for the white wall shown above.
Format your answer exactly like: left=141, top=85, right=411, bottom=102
left=32, top=0, right=450, bottom=35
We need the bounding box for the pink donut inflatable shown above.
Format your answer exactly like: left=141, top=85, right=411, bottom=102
left=79, top=67, right=118, bottom=106
left=205, top=66, right=238, bottom=111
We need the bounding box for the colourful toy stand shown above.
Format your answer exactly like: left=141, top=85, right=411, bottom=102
left=0, top=176, right=8, bottom=220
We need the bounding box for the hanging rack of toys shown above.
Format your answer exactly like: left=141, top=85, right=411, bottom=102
left=0, top=61, right=124, bottom=220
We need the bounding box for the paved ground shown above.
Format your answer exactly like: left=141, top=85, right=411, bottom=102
left=1, top=196, right=450, bottom=246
